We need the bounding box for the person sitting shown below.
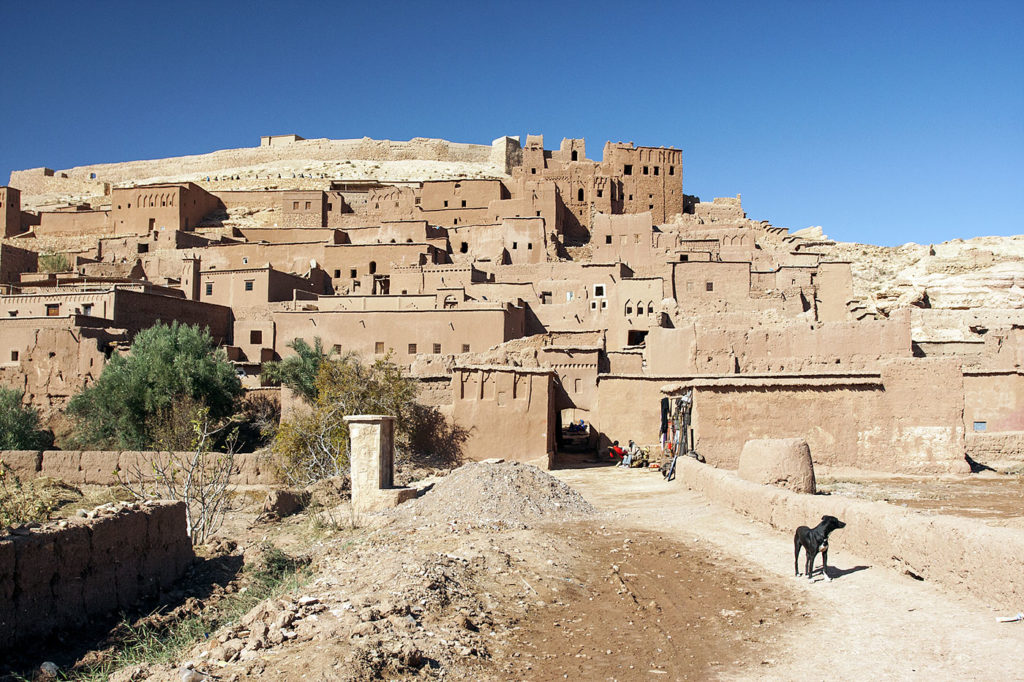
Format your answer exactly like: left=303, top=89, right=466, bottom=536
left=619, top=439, right=640, bottom=467
left=609, top=440, right=625, bottom=462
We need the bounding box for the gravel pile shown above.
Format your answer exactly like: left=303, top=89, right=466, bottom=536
left=394, top=461, right=596, bottom=529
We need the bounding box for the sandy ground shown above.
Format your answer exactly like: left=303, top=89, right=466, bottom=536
left=553, top=465, right=1024, bottom=680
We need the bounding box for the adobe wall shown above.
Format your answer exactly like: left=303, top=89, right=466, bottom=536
left=964, top=370, right=1024, bottom=432
left=0, top=501, right=193, bottom=651
left=0, top=244, right=37, bottom=285
left=451, top=367, right=555, bottom=466
left=3, top=449, right=277, bottom=485
left=672, top=457, right=1024, bottom=609
left=965, top=431, right=1024, bottom=463
left=1, top=187, right=22, bottom=237
left=36, top=209, right=112, bottom=237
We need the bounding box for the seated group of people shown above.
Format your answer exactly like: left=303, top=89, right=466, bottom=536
left=609, top=439, right=645, bottom=468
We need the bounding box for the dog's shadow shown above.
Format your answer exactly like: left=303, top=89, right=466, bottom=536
left=824, top=565, right=870, bottom=580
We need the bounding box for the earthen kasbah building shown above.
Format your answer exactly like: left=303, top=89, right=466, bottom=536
left=2, top=134, right=1021, bottom=473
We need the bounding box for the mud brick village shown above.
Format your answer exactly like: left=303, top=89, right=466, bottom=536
left=1, top=132, right=1023, bottom=679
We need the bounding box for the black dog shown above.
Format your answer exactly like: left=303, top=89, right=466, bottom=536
left=794, top=515, right=846, bottom=580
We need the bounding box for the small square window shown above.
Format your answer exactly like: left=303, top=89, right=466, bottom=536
left=597, top=189, right=603, bottom=198
left=512, top=242, right=518, bottom=249
left=244, top=280, right=254, bottom=291
left=462, top=344, right=470, bottom=353
left=443, top=200, right=449, bottom=208
left=205, top=283, right=213, bottom=296
left=45, top=303, right=60, bottom=316
left=408, top=343, right=417, bottom=354
left=375, top=342, right=385, bottom=354
left=333, top=344, right=342, bottom=354
left=591, top=300, right=598, bottom=310
left=433, top=343, right=441, bottom=354
left=461, top=200, right=466, bottom=208
left=669, top=166, right=675, bottom=175
left=623, top=165, right=632, bottom=175
left=605, top=235, right=612, bottom=244
left=350, top=269, right=357, bottom=278
left=649, top=204, right=654, bottom=210
left=334, top=269, right=341, bottom=278
left=601, top=300, right=608, bottom=309
left=973, top=421, right=987, bottom=432
left=706, top=281, right=714, bottom=292
left=292, top=201, right=299, bottom=210
left=10, top=350, right=18, bottom=361
left=654, top=166, right=660, bottom=176
left=527, top=242, right=533, bottom=250
left=249, top=330, right=262, bottom=344
left=305, top=201, right=311, bottom=210
left=643, top=166, right=649, bottom=175
left=594, top=284, right=606, bottom=297
left=531, top=168, right=537, bottom=174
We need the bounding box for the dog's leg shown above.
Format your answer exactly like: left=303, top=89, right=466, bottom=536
left=794, top=536, right=801, bottom=576
left=806, top=549, right=816, bottom=580
left=822, top=547, right=831, bottom=581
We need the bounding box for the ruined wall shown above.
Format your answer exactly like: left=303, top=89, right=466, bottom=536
left=36, top=209, right=111, bottom=237
left=673, top=457, right=1024, bottom=609
left=0, top=501, right=192, bottom=651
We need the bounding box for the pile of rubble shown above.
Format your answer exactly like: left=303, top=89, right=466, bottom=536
left=392, top=460, right=598, bottom=529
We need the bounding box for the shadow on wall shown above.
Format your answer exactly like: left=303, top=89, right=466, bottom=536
left=403, top=404, right=469, bottom=467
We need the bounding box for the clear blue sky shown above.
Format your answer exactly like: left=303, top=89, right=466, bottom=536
left=2, top=1, right=1021, bottom=246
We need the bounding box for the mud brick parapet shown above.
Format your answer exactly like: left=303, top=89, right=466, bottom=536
left=675, top=458, right=1024, bottom=609
left=1, top=450, right=278, bottom=485
left=965, top=432, right=1024, bottom=464
left=0, top=501, right=193, bottom=651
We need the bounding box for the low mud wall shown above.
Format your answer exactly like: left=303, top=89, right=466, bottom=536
left=966, top=432, right=1024, bottom=464
left=0, top=501, right=193, bottom=650
left=1, top=450, right=277, bottom=485
left=675, top=458, right=1024, bottom=609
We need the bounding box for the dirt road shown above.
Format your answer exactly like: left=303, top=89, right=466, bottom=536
left=553, top=466, right=1024, bottom=680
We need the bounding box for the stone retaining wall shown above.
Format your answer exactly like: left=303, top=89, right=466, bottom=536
left=675, top=458, right=1024, bottom=608
left=966, top=431, right=1024, bottom=463
left=1, top=450, right=278, bottom=486
left=0, top=501, right=193, bottom=650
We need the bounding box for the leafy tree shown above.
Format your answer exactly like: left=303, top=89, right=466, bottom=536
left=0, top=387, right=52, bottom=450
left=68, top=322, right=242, bottom=449
left=38, top=252, right=71, bottom=273
left=273, top=352, right=417, bottom=485
left=261, top=337, right=335, bottom=403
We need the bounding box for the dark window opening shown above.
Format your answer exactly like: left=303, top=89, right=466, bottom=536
left=244, top=280, right=254, bottom=291
left=577, top=188, right=584, bottom=202
left=250, top=330, right=262, bottom=344
left=531, top=168, right=537, bottom=174
left=623, top=165, right=632, bottom=175
left=460, top=241, right=469, bottom=253
left=10, top=350, right=18, bottom=361
left=443, top=200, right=449, bottom=207
left=679, top=254, right=689, bottom=261
left=643, top=166, right=649, bottom=175
left=205, top=283, right=213, bottom=296
left=571, top=150, right=578, bottom=161
left=669, top=166, right=675, bottom=175
left=137, top=243, right=149, bottom=253
left=597, top=189, right=603, bottom=198
left=605, top=235, right=612, bottom=244
left=706, top=281, right=714, bottom=292
left=369, top=261, right=377, bottom=274
left=627, top=330, right=648, bottom=346
left=334, top=269, right=341, bottom=278
left=512, top=242, right=518, bottom=249
left=462, top=344, right=470, bottom=353
left=461, top=200, right=466, bottom=208
left=540, top=291, right=552, bottom=304
left=433, top=343, right=442, bottom=354
left=654, top=166, right=660, bottom=176
left=408, top=343, right=417, bottom=354
left=375, top=342, right=385, bottom=353
left=350, top=269, right=357, bottom=278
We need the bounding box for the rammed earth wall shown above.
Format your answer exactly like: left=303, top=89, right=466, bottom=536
left=1, top=450, right=278, bottom=485
left=674, top=457, right=1024, bottom=608
left=0, top=501, right=192, bottom=650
